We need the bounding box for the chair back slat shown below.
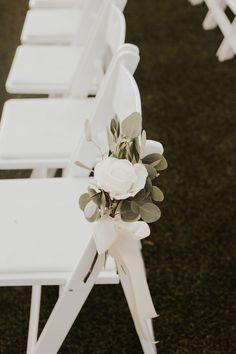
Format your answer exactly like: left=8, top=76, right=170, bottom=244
left=75, top=0, right=107, bottom=45
left=64, top=44, right=140, bottom=177
left=69, top=2, right=126, bottom=97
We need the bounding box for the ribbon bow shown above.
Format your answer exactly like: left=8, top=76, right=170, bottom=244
left=93, top=217, right=158, bottom=343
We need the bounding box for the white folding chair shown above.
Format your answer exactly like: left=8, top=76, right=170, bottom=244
left=0, top=46, right=157, bottom=354
left=202, top=0, right=226, bottom=30
left=6, top=1, right=125, bottom=95
left=21, top=0, right=127, bottom=45
left=204, top=0, right=236, bottom=60
left=0, top=38, right=129, bottom=178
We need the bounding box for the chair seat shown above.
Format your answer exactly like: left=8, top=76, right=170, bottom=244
left=29, top=0, right=82, bottom=8
left=0, top=98, right=95, bottom=163
left=0, top=177, right=94, bottom=274
left=21, top=9, right=82, bottom=45
left=6, top=45, right=83, bottom=94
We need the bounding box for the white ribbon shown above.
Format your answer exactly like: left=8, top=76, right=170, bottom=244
left=93, top=217, right=158, bottom=342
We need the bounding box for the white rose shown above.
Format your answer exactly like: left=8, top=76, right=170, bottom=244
left=94, top=157, right=148, bottom=200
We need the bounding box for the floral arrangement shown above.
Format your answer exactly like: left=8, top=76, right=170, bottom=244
left=78, top=112, right=167, bottom=227
left=76, top=113, right=167, bottom=342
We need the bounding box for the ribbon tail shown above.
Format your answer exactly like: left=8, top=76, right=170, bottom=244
left=109, top=237, right=158, bottom=343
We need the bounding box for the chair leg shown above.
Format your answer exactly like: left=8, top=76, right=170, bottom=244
left=33, top=253, right=105, bottom=354
left=118, top=264, right=157, bottom=354
left=203, top=11, right=218, bottom=30
left=59, top=285, right=65, bottom=297
left=217, top=38, right=235, bottom=61
left=27, top=285, right=42, bottom=354
left=216, top=16, right=236, bottom=61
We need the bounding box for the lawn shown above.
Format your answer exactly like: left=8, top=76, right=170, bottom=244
left=0, top=0, right=235, bottom=353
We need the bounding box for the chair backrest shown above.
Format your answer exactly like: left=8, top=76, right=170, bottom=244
left=69, top=1, right=126, bottom=97
left=64, top=44, right=140, bottom=177
left=75, top=0, right=107, bottom=45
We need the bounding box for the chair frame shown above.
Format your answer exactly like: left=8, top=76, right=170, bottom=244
left=0, top=45, right=157, bottom=354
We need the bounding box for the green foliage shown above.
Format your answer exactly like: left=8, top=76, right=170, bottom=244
left=121, top=112, right=142, bottom=140
left=84, top=201, right=100, bottom=222
left=79, top=193, right=91, bottom=211
left=143, top=153, right=168, bottom=171
left=151, top=186, right=164, bottom=202
left=120, top=200, right=140, bottom=222
left=144, top=164, right=158, bottom=180
left=78, top=113, right=167, bottom=225
left=139, top=202, right=161, bottom=223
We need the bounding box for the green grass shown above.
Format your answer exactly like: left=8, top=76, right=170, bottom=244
left=0, top=0, right=235, bottom=353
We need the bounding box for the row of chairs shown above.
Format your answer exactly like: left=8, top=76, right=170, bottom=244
left=189, top=0, right=236, bottom=61
left=0, top=0, right=162, bottom=353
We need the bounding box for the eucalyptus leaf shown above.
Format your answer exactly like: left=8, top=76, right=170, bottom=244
left=144, top=164, right=157, bottom=180
left=90, top=191, right=103, bottom=207
left=141, top=130, right=147, bottom=155
left=144, top=177, right=152, bottom=196
left=121, top=112, right=142, bottom=139
left=151, top=186, right=164, bottom=202
left=88, top=188, right=97, bottom=196
left=79, top=193, right=90, bottom=211
left=134, top=137, right=141, bottom=154
left=86, top=209, right=100, bottom=223
left=142, top=153, right=162, bottom=165
left=120, top=200, right=140, bottom=222
left=110, top=118, right=118, bottom=136
left=84, top=201, right=100, bottom=222
left=133, top=188, right=146, bottom=202
left=107, top=128, right=115, bottom=152
left=139, top=203, right=161, bottom=223
left=131, top=201, right=140, bottom=214
left=100, top=192, right=107, bottom=213
left=154, top=155, right=168, bottom=171
left=84, top=120, right=92, bottom=141
left=143, top=153, right=168, bottom=171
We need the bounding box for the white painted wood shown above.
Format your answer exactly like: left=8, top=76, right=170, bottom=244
left=23, top=1, right=127, bottom=45
left=202, top=0, right=236, bottom=60
left=26, top=286, right=42, bottom=354
left=6, top=1, right=124, bottom=96
left=203, top=0, right=226, bottom=30
left=34, top=239, right=106, bottom=354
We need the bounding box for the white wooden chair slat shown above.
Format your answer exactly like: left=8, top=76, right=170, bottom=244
left=190, top=0, right=236, bottom=61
